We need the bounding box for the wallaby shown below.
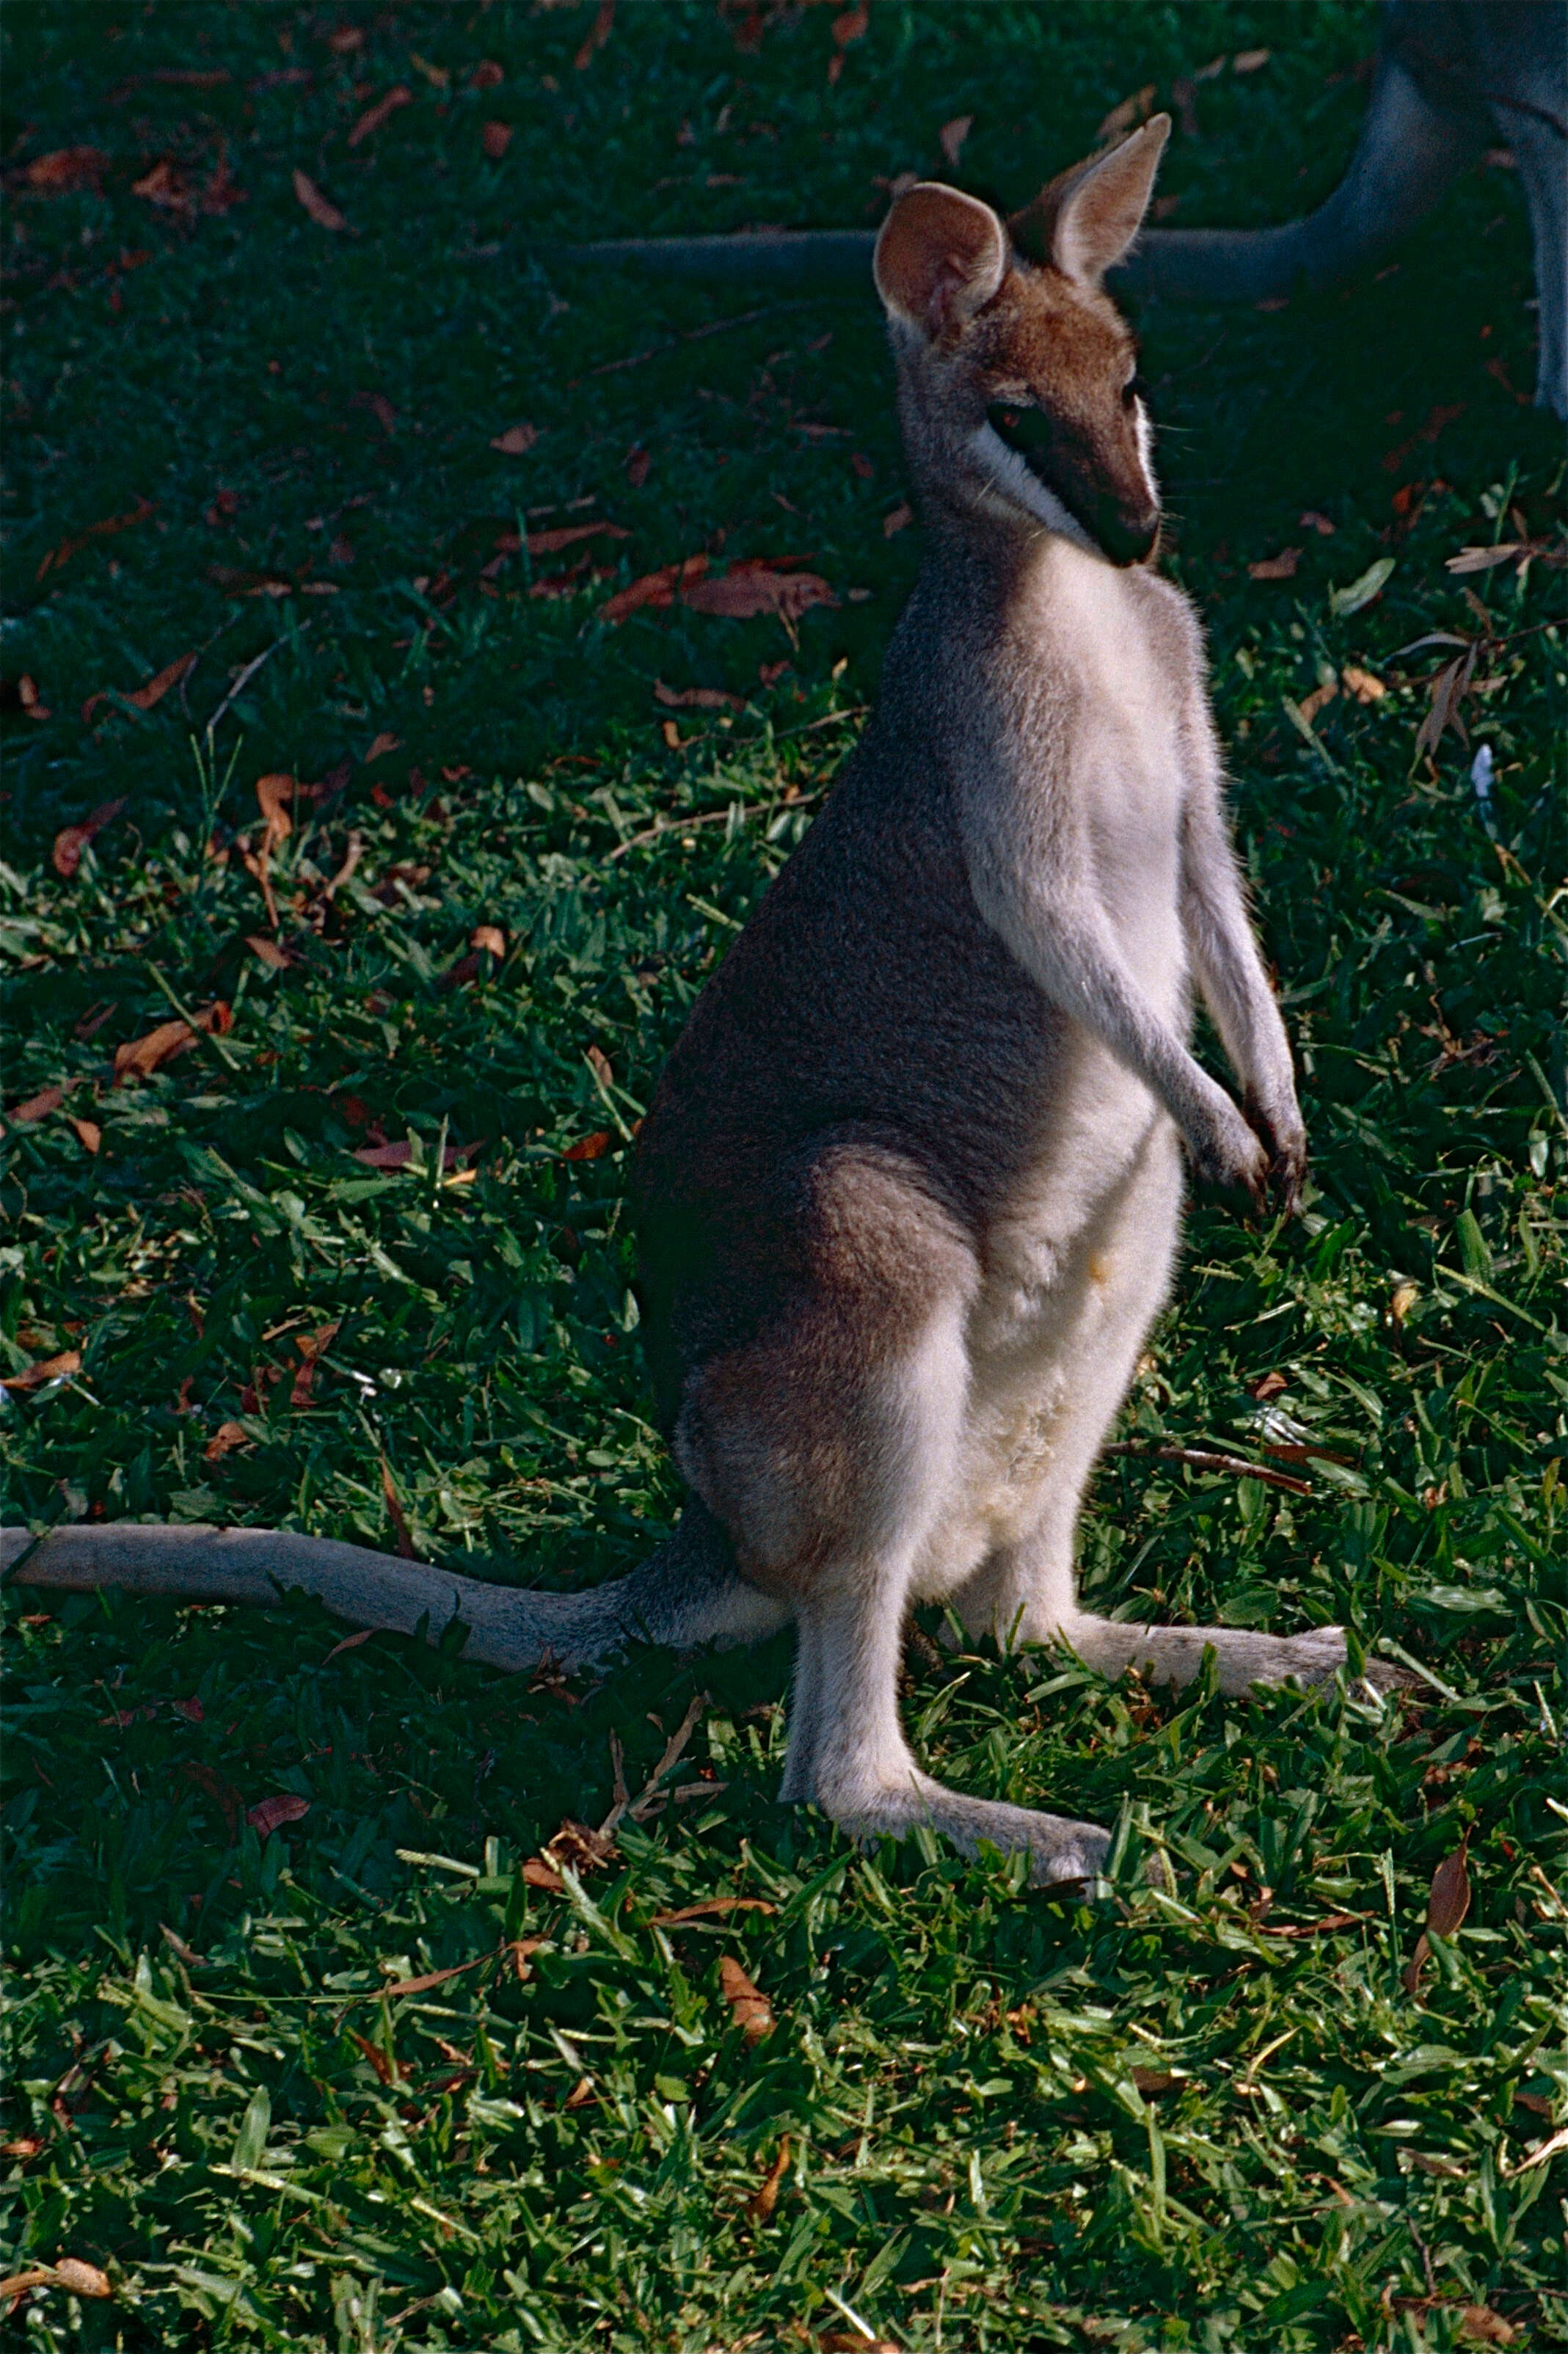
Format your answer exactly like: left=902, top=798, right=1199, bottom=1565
left=4, top=118, right=1344, bottom=1890
left=569, top=0, right=1568, bottom=421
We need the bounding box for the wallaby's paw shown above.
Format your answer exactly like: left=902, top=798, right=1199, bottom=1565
left=1244, top=1090, right=1309, bottom=1216
left=1186, top=1093, right=1269, bottom=1208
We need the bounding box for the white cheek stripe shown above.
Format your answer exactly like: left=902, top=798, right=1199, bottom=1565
left=1133, top=397, right=1159, bottom=510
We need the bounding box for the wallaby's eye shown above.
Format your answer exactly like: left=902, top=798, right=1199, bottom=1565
left=988, top=403, right=1054, bottom=458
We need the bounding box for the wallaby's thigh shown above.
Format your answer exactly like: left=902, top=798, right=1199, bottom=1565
left=945, top=1121, right=1184, bottom=1644
left=671, top=1135, right=979, bottom=1600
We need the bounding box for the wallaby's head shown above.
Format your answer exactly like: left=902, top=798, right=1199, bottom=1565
left=872, top=117, right=1169, bottom=565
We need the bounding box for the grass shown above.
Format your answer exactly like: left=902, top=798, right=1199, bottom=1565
left=1, top=2, right=1564, bottom=2347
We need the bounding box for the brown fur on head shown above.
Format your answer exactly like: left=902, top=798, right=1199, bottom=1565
left=872, top=117, right=1170, bottom=566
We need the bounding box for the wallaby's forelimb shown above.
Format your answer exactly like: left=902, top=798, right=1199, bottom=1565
left=0, top=1509, right=789, bottom=1672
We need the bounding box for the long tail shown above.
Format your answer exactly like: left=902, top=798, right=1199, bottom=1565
left=0, top=1503, right=789, bottom=1672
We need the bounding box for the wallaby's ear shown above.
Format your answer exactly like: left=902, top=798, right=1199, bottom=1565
left=873, top=183, right=1007, bottom=338
left=1010, top=114, right=1170, bottom=286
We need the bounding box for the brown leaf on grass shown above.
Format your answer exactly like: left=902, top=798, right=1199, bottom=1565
left=1299, top=509, right=1336, bottom=536
left=247, top=1793, right=310, bottom=1840
left=8, top=1086, right=65, bottom=1124
left=323, top=1626, right=376, bottom=1662
left=470, top=58, right=505, bottom=90
left=380, top=1953, right=490, bottom=1997
left=585, top=1043, right=614, bottom=1088
left=327, top=23, right=365, bottom=52
left=1455, top=2309, right=1516, bottom=2345
left=364, top=730, right=401, bottom=764
left=1298, top=679, right=1338, bottom=724
left=489, top=421, right=539, bottom=455
left=547, top=1818, right=618, bottom=1874
left=1248, top=546, right=1301, bottom=581
left=1415, top=647, right=1477, bottom=760
left=80, top=649, right=195, bottom=725
left=255, top=772, right=296, bottom=852
left=0, top=1351, right=81, bottom=1393
left=938, top=114, right=973, bottom=165
left=650, top=1897, right=777, bottom=1926
left=601, top=553, right=709, bottom=623
left=288, top=1322, right=340, bottom=1408
left=471, top=923, right=506, bottom=959
left=563, top=2075, right=595, bottom=2109
left=349, top=2030, right=398, bottom=2085
left=346, top=85, right=412, bottom=148
left=292, top=168, right=348, bottom=231
left=408, top=50, right=447, bottom=87
left=526, top=519, right=627, bottom=555
left=0, top=2139, right=44, bottom=2161
left=561, top=1129, right=613, bottom=1162
left=1098, top=84, right=1156, bottom=139
left=112, top=1001, right=231, bottom=1084
left=481, top=120, right=513, bottom=159
left=203, top=1421, right=250, bottom=1462
left=51, top=2262, right=112, bottom=2300
left=1233, top=46, right=1271, bottom=71
left=1446, top=542, right=1530, bottom=575
left=684, top=561, right=836, bottom=622
left=21, top=147, right=109, bottom=195
left=70, top=1118, right=101, bottom=1155
left=1403, top=1841, right=1471, bottom=1994
left=883, top=500, right=914, bottom=537
left=625, top=442, right=650, bottom=487
left=522, top=1856, right=566, bottom=1892
left=379, top=1455, right=417, bottom=1559
left=180, top=1760, right=242, bottom=1837
left=247, top=934, right=291, bottom=971
left=353, top=1138, right=474, bottom=1170
left=36, top=495, right=155, bottom=582
left=1341, top=663, right=1386, bottom=703
left=574, top=0, right=616, bottom=71
left=11, top=671, right=51, bottom=719
left=170, top=1695, right=204, bottom=1724
left=655, top=679, right=744, bottom=712
left=748, top=2135, right=790, bottom=2222
left=718, top=1955, right=773, bottom=2044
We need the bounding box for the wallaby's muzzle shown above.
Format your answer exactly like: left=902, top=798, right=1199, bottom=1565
left=988, top=404, right=1159, bottom=567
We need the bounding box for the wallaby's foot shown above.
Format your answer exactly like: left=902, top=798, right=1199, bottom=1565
left=821, top=1768, right=1110, bottom=1891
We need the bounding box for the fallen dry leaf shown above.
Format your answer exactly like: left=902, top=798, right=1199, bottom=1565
left=490, top=421, right=539, bottom=455
left=574, top=0, right=616, bottom=70
left=1446, top=542, right=1530, bottom=575
left=14, top=672, right=50, bottom=719
left=353, top=1138, right=473, bottom=1170
left=52, top=2261, right=112, bottom=2300
left=288, top=1322, right=340, bottom=1408
left=0, top=1350, right=82, bottom=1393
left=0, top=2139, right=44, bottom=2161
left=561, top=1129, right=613, bottom=1162
left=292, top=168, right=347, bottom=231
left=481, top=120, right=513, bottom=160
left=1299, top=509, right=1336, bottom=536
left=522, top=1856, right=565, bottom=1892
left=8, top=1086, right=65, bottom=1124
left=379, top=1455, right=417, bottom=1560
left=203, top=1421, right=250, bottom=1462
left=1404, top=1842, right=1471, bottom=1994
left=649, top=1897, right=777, bottom=1926
left=828, top=0, right=868, bottom=83
left=36, top=495, right=155, bottom=583
left=718, top=1955, right=773, bottom=2044
left=21, top=147, right=108, bottom=195
left=364, top=730, right=401, bottom=764
left=408, top=51, right=447, bottom=87
left=70, top=1118, right=101, bottom=1155
left=247, top=935, right=290, bottom=971
left=347, top=85, right=412, bottom=148
left=523, top=519, right=627, bottom=556
left=327, top=23, right=365, bottom=52
left=1341, top=663, right=1387, bottom=703
left=684, top=561, right=836, bottom=623
left=471, top=923, right=506, bottom=958
left=323, top=1627, right=376, bottom=1663
left=600, top=553, right=709, bottom=624
left=1248, top=547, right=1301, bottom=581
left=938, top=114, right=973, bottom=165
left=52, top=797, right=128, bottom=878
left=1390, top=1279, right=1421, bottom=1323
left=748, top=2135, right=790, bottom=2222
left=1456, top=2309, right=1516, bottom=2346
left=246, top=1793, right=310, bottom=1840
left=470, top=58, right=505, bottom=90
left=1098, top=83, right=1155, bottom=139
left=655, top=679, right=744, bottom=712
left=112, top=1001, right=231, bottom=1084
left=80, top=649, right=195, bottom=725
left=1299, top=679, right=1338, bottom=724
left=883, top=500, right=914, bottom=536
left=563, top=2074, right=595, bottom=2109
left=1233, top=46, right=1271, bottom=71
left=1415, top=648, right=1477, bottom=760
left=349, top=2030, right=398, bottom=2085
left=547, top=1818, right=619, bottom=1874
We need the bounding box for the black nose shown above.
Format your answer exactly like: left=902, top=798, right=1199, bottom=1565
left=1095, top=493, right=1159, bottom=566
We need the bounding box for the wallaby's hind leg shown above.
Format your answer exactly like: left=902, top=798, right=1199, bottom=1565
left=676, top=1140, right=1109, bottom=1887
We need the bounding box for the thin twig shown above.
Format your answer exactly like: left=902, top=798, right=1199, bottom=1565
left=1101, top=1440, right=1313, bottom=1497
left=601, top=1692, right=707, bottom=1835
left=205, top=630, right=300, bottom=737
left=572, top=301, right=806, bottom=385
